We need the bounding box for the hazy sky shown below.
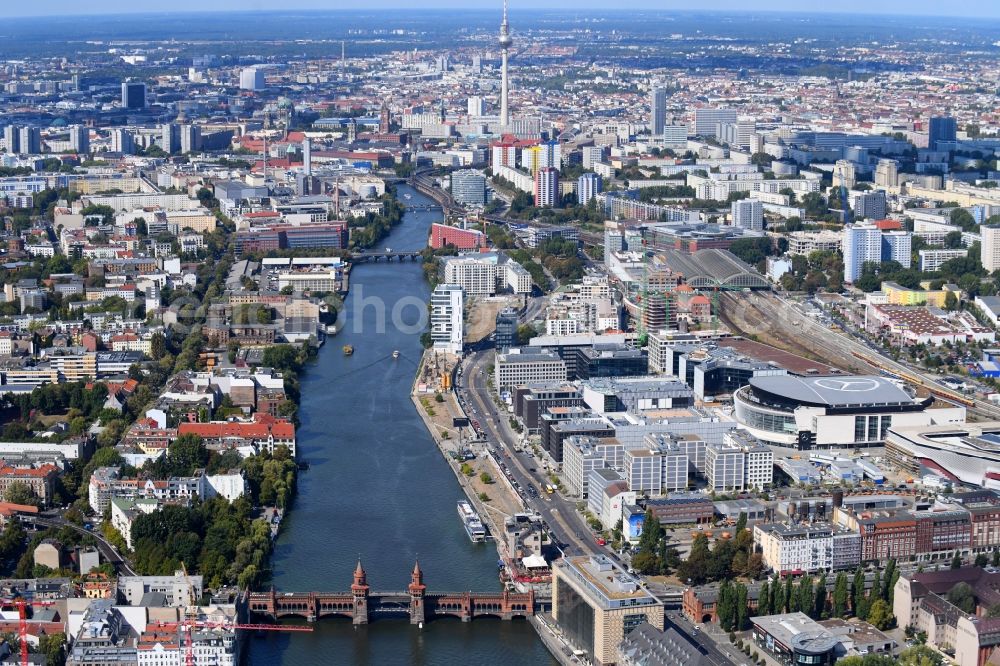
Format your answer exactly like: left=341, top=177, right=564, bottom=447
left=11, top=0, right=1000, bottom=19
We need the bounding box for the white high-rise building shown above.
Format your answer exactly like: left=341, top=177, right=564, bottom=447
left=534, top=167, right=559, bottom=208
left=983, top=225, right=1000, bottom=273
left=160, top=124, right=179, bottom=154
left=18, top=127, right=40, bottom=154
left=725, top=430, right=774, bottom=490
left=582, top=146, right=606, bottom=170
left=882, top=231, right=912, bottom=268
left=111, top=129, right=135, bottom=155
left=662, top=125, right=688, bottom=149
left=239, top=67, right=266, bottom=91
left=694, top=108, right=737, bottom=138
left=851, top=191, right=887, bottom=221
left=302, top=138, right=312, bottom=175
left=843, top=223, right=883, bottom=283
left=719, top=119, right=756, bottom=149
left=577, top=173, right=602, bottom=205
left=732, top=199, right=763, bottom=231
left=179, top=124, right=201, bottom=154
left=833, top=160, right=856, bottom=190
left=650, top=87, right=667, bottom=136
left=875, top=159, right=899, bottom=188
left=468, top=96, right=486, bottom=117
left=705, top=443, right=746, bottom=492
left=69, top=125, right=89, bottom=155
left=430, top=284, right=464, bottom=355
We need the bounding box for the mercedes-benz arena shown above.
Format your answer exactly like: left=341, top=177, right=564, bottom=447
left=733, top=374, right=966, bottom=449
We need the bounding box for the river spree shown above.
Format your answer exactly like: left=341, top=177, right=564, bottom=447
left=248, top=184, right=554, bottom=665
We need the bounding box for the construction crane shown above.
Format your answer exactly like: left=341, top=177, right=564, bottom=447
left=176, top=564, right=311, bottom=666
left=180, top=562, right=200, bottom=666
left=0, top=596, right=56, bottom=666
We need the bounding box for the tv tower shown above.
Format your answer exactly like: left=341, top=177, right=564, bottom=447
left=499, top=0, right=512, bottom=129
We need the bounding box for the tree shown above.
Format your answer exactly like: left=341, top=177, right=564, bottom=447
left=884, top=560, right=900, bottom=606
left=798, top=578, right=814, bottom=618
left=678, top=533, right=710, bottom=585
left=770, top=578, right=781, bottom=617
left=833, top=572, right=849, bottom=618
left=631, top=551, right=658, bottom=576
left=898, top=645, right=943, bottom=666
left=516, top=324, right=538, bottom=346
left=814, top=572, right=828, bottom=619
left=945, top=290, right=958, bottom=311
left=950, top=208, right=978, bottom=233
left=479, top=472, right=493, bottom=484
left=867, top=599, right=894, bottom=629
left=951, top=553, right=962, bottom=569
left=735, top=582, right=749, bottom=630
left=784, top=576, right=794, bottom=613
left=150, top=332, right=166, bottom=360
left=869, top=570, right=882, bottom=605
left=4, top=481, right=38, bottom=506
left=38, top=632, right=66, bottom=666
left=947, top=582, right=975, bottom=613
left=758, top=580, right=771, bottom=617
left=729, top=237, right=774, bottom=267
left=718, top=580, right=736, bottom=631
left=851, top=567, right=867, bottom=618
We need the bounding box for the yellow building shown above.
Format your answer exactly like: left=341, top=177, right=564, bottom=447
left=166, top=209, right=217, bottom=233
left=522, top=145, right=543, bottom=174
left=70, top=176, right=144, bottom=195
left=881, top=281, right=957, bottom=308
left=553, top=555, right=664, bottom=665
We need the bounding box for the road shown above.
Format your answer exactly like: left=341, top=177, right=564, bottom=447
left=26, top=514, right=137, bottom=576
left=668, top=610, right=743, bottom=666
left=458, top=347, right=601, bottom=559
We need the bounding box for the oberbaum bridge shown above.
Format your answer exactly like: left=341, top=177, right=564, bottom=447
left=248, top=561, right=535, bottom=625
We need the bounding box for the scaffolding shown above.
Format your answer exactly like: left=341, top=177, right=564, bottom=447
left=636, top=241, right=674, bottom=344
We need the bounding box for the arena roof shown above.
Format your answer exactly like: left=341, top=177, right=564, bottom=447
left=750, top=375, right=916, bottom=407
left=656, top=249, right=770, bottom=289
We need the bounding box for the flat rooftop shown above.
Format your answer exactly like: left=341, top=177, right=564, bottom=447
left=560, top=555, right=660, bottom=608
left=750, top=374, right=916, bottom=407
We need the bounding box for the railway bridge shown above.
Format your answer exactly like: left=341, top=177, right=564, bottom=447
left=349, top=250, right=423, bottom=263
left=247, top=561, right=534, bottom=625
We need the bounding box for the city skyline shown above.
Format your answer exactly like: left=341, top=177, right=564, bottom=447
left=7, top=0, right=1000, bottom=19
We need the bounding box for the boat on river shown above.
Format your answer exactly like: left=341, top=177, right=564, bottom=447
left=392, top=350, right=400, bottom=359
left=457, top=500, right=486, bottom=543
left=342, top=344, right=354, bottom=356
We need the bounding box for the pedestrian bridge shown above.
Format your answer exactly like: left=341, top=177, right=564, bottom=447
left=248, top=561, right=535, bottom=625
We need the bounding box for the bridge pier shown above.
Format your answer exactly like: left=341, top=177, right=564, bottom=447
left=247, top=566, right=538, bottom=625
left=409, top=561, right=427, bottom=626
left=352, top=560, right=370, bottom=625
